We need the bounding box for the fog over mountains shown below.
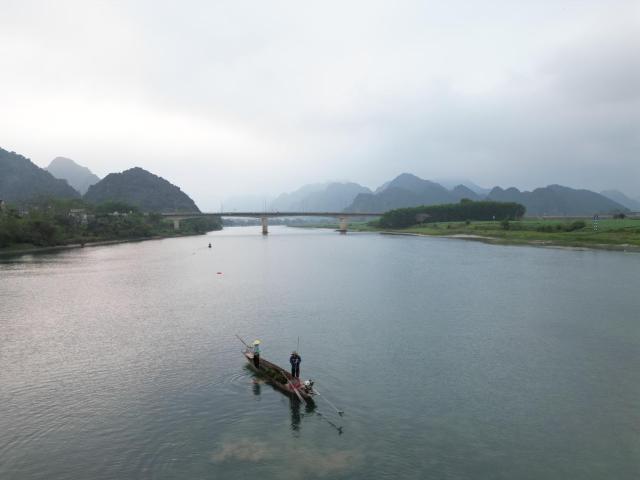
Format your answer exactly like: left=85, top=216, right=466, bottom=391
left=46, top=156, right=101, bottom=195
left=0, top=145, right=633, bottom=217
left=224, top=172, right=631, bottom=216
left=234, top=173, right=624, bottom=216
left=0, top=147, right=199, bottom=212
left=600, top=190, right=640, bottom=211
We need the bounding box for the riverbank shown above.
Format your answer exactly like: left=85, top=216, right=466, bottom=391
left=378, top=230, right=640, bottom=253
left=302, top=219, right=640, bottom=252
left=0, top=232, right=207, bottom=258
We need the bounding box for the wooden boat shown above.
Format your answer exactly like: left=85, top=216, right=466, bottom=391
left=243, top=350, right=316, bottom=403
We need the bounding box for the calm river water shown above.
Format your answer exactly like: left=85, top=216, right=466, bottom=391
left=1, top=226, right=639, bottom=479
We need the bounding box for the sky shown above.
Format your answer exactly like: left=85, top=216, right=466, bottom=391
left=1, top=0, right=639, bottom=209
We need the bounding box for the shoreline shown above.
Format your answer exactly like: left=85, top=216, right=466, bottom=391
left=276, top=224, right=640, bottom=253
left=0, top=233, right=207, bottom=258
left=378, top=230, right=640, bottom=253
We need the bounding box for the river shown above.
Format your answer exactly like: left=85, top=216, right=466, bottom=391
left=1, top=226, right=639, bottom=479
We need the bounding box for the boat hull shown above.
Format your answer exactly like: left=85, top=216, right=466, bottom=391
left=243, top=352, right=315, bottom=403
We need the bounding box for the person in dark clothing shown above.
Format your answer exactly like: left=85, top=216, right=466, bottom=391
left=289, top=351, right=301, bottom=378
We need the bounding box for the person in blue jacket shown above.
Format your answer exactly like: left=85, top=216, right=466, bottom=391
left=289, top=351, right=301, bottom=378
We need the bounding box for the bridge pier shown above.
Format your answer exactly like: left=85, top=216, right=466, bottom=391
left=338, top=217, right=348, bottom=233
left=261, top=216, right=268, bottom=235
left=173, top=219, right=181, bottom=231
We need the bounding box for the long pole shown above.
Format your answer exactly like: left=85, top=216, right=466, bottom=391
left=235, top=334, right=250, bottom=349
left=314, top=386, right=344, bottom=416
left=287, top=377, right=305, bottom=403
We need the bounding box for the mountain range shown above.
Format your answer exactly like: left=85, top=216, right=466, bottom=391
left=347, top=173, right=482, bottom=212
left=283, top=173, right=629, bottom=217
left=46, top=156, right=101, bottom=194
left=486, top=185, right=626, bottom=216
left=270, top=182, right=371, bottom=212
left=0, top=147, right=199, bottom=212
left=1, top=145, right=635, bottom=217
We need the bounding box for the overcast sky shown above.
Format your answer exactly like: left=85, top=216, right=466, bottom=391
left=1, top=0, right=639, bottom=208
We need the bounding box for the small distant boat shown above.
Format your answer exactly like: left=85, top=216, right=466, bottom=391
left=242, top=350, right=316, bottom=403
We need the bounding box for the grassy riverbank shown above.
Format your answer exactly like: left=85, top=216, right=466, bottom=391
left=303, top=218, right=640, bottom=251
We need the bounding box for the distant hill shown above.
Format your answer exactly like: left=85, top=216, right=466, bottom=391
left=376, top=173, right=451, bottom=198
left=347, top=173, right=458, bottom=212
left=488, top=185, right=628, bottom=216
left=270, top=183, right=328, bottom=211
left=600, top=190, right=640, bottom=211
left=450, top=184, right=482, bottom=202
left=435, top=179, right=491, bottom=196
left=345, top=173, right=629, bottom=215
left=222, top=194, right=274, bottom=211
left=0, top=147, right=80, bottom=204
left=84, top=167, right=199, bottom=212
left=271, top=182, right=371, bottom=211
left=46, top=156, right=101, bottom=195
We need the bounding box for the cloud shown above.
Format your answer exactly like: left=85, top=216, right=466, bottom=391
left=1, top=0, right=638, bottom=207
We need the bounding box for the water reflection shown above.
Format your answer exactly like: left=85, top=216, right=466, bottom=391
left=252, top=381, right=261, bottom=397
left=290, top=397, right=301, bottom=431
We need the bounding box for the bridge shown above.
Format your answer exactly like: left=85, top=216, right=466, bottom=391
left=161, top=211, right=383, bottom=234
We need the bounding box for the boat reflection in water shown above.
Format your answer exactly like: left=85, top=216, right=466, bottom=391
left=246, top=367, right=317, bottom=433
left=252, top=380, right=261, bottom=397
left=289, top=396, right=316, bottom=432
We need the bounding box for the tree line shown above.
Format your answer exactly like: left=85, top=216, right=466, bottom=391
left=0, top=198, right=222, bottom=249
left=378, top=199, right=526, bottom=228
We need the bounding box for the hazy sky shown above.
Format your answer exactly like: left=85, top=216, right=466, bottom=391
left=1, top=0, right=639, bottom=208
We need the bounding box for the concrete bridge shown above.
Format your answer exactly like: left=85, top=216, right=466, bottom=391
left=161, top=211, right=383, bottom=234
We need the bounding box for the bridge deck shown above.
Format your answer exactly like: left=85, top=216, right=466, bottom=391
left=161, top=212, right=383, bottom=218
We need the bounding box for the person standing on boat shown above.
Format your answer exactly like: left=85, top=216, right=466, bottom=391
left=252, top=340, right=261, bottom=368
left=289, top=351, right=301, bottom=378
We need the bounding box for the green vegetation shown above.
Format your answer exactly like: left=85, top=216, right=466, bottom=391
left=84, top=167, right=200, bottom=212
left=1, top=147, right=79, bottom=203
left=0, top=198, right=221, bottom=251
left=354, top=217, right=640, bottom=250
left=379, top=200, right=525, bottom=228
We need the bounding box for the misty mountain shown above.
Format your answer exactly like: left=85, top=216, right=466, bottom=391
left=434, top=179, right=491, bottom=196
left=222, top=194, right=274, bottom=212
left=347, top=173, right=461, bottom=212
left=0, top=147, right=80, bottom=204
left=600, top=190, right=640, bottom=211
left=487, top=185, right=627, bottom=216
left=347, top=187, right=429, bottom=213
left=271, top=182, right=371, bottom=211
left=270, top=183, right=328, bottom=210
left=84, top=167, right=199, bottom=212
left=375, top=173, right=451, bottom=197
left=46, top=156, right=101, bottom=195
left=450, top=185, right=482, bottom=202
left=346, top=172, right=628, bottom=215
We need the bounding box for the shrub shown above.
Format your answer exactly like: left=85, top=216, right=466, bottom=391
left=565, top=220, right=586, bottom=232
